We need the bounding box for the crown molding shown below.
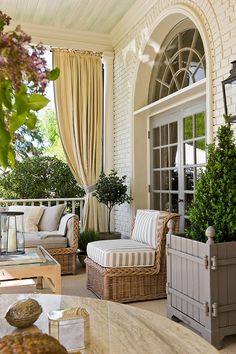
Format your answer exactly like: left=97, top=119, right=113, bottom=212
left=111, top=0, right=157, bottom=47
left=8, top=21, right=113, bottom=52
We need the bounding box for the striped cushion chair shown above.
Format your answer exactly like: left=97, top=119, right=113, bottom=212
left=86, top=210, right=179, bottom=303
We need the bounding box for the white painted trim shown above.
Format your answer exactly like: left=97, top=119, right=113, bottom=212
left=102, top=52, right=114, bottom=173
left=111, top=0, right=157, bottom=46
left=134, top=80, right=206, bottom=118
left=132, top=4, right=214, bottom=141
left=131, top=3, right=215, bottom=215
left=8, top=21, right=113, bottom=52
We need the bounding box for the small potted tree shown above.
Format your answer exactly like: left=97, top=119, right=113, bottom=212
left=78, top=229, right=100, bottom=267
left=93, top=169, right=132, bottom=238
left=166, top=116, right=236, bottom=347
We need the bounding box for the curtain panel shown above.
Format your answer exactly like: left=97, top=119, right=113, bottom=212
left=53, top=49, right=105, bottom=231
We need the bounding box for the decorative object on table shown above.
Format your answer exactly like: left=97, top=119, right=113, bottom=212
left=0, top=332, right=68, bottom=354
left=48, top=307, right=89, bottom=352
left=166, top=116, right=236, bottom=347
left=93, top=169, right=132, bottom=234
left=222, top=60, right=236, bottom=123
left=78, top=229, right=99, bottom=267
left=0, top=11, right=60, bottom=169
left=0, top=211, right=25, bottom=254
left=5, top=298, right=42, bottom=328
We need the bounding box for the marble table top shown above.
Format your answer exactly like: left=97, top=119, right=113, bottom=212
left=0, top=293, right=219, bottom=354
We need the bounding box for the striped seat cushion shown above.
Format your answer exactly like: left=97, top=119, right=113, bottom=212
left=132, top=210, right=170, bottom=248
left=87, top=239, right=155, bottom=268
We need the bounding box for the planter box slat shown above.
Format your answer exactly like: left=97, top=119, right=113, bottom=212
left=168, top=286, right=207, bottom=310
left=186, top=237, right=194, bottom=318
left=218, top=258, right=236, bottom=266
left=193, top=241, right=200, bottom=322
left=219, top=304, right=236, bottom=312
left=168, top=248, right=206, bottom=265
left=181, top=237, right=188, bottom=315
left=167, top=233, right=236, bottom=348
left=176, top=236, right=182, bottom=312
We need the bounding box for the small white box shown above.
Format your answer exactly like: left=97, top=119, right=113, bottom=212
left=48, top=307, right=89, bottom=352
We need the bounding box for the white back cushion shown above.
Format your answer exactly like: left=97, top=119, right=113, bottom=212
left=131, top=209, right=160, bottom=248
left=8, top=206, right=44, bottom=232
left=38, top=204, right=66, bottom=231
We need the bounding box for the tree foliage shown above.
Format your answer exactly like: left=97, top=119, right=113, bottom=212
left=39, top=109, right=65, bottom=160
left=14, top=125, right=44, bottom=159
left=93, top=170, right=132, bottom=233
left=0, top=156, right=85, bottom=199
left=0, top=11, right=59, bottom=168
left=187, top=116, right=236, bottom=243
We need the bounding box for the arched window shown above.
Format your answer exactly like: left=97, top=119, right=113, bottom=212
left=148, top=20, right=206, bottom=103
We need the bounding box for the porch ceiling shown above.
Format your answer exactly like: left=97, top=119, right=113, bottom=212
left=0, top=0, right=137, bottom=34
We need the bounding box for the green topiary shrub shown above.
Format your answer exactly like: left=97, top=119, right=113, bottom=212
left=0, top=156, right=85, bottom=199
left=93, top=169, right=132, bottom=234
left=187, top=116, right=236, bottom=243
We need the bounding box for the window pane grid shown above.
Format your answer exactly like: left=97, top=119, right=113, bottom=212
left=182, top=111, right=206, bottom=221
left=149, top=23, right=206, bottom=104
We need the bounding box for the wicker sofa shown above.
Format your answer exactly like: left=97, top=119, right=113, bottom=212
left=86, top=210, right=179, bottom=303
left=8, top=205, right=79, bottom=275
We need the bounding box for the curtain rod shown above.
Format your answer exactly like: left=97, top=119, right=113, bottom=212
left=49, top=45, right=103, bottom=57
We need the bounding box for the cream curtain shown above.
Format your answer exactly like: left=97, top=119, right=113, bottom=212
left=53, top=49, right=105, bottom=231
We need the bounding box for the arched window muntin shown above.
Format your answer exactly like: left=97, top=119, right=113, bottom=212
left=148, top=20, right=206, bottom=103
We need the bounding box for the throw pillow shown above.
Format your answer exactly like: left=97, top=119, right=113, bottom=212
left=131, top=209, right=160, bottom=248
left=38, top=204, right=67, bottom=232
left=8, top=206, right=44, bottom=232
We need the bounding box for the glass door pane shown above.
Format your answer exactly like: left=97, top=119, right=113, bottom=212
left=150, top=112, right=179, bottom=217
left=182, top=111, right=206, bottom=229
left=150, top=97, right=206, bottom=232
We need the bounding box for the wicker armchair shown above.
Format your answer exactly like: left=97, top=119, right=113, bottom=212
left=46, top=215, right=79, bottom=275
left=86, top=210, right=179, bottom=303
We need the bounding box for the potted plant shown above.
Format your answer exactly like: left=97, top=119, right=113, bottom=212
left=78, top=229, right=99, bottom=267
left=93, top=169, right=132, bottom=238
left=166, top=115, right=236, bottom=347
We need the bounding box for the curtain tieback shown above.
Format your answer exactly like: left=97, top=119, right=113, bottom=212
left=84, top=184, right=96, bottom=194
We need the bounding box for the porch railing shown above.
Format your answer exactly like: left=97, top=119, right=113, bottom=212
left=0, top=197, right=86, bottom=228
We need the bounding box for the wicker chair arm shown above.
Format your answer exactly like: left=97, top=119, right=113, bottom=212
left=65, top=215, right=79, bottom=249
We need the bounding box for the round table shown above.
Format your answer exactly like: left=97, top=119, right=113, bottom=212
left=0, top=294, right=218, bottom=354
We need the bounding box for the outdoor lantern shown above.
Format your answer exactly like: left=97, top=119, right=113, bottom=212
left=222, top=60, right=236, bottom=123
left=0, top=211, right=25, bottom=254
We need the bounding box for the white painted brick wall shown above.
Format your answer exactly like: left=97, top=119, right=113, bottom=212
left=113, top=0, right=236, bottom=236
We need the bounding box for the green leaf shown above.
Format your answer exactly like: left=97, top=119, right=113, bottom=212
left=48, top=67, right=60, bottom=81
left=1, top=83, right=12, bottom=110
left=0, top=148, right=8, bottom=169
left=0, top=125, right=11, bottom=146
left=8, top=145, right=16, bottom=168
left=15, top=92, right=29, bottom=115
left=19, top=84, right=27, bottom=95
left=25, top=112, right=37, bottom=130
left=9, top=113, right=27, bottom=133
left=28, top=94, right=49, bottom=111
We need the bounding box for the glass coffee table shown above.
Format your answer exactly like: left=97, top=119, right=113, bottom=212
left=0, top=246, right=61, bottom=294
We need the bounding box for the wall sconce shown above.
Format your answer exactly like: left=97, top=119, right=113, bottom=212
left=222, top=60, right=236, bottom=123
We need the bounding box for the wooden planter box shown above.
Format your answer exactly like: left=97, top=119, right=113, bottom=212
left=166, top=223, right=236, bottom=348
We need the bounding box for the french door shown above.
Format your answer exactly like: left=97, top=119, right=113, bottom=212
left=150, top=98, right=206, bottom=231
